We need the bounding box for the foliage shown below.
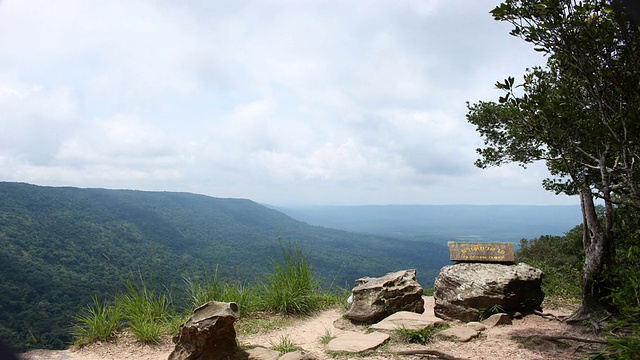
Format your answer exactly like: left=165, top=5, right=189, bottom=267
left=469, top=0, right=640, bottom=315
left=393, top=324, right=448, bottom=345
left=0, top=182, right=448, bottom=351
left=517, top=226, right=583, bottom=299
left=71, top=296, right=121, bottom=345
left=423, top=287, right=435, bottom=296
left=478, top=304, right=506, bottom=321
left=591, top=324, right=640, bottom=360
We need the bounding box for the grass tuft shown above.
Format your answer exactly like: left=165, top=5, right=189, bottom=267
left=478, top=304, right=505, bottom=321
left=393, top=325, right=448, bottom=345
left=320, top=327, right=335, bottom=344
left=115, top=280, right=172, bottom=343
left=270, top=334, right=298, bottom=354
left=260, top=242, right=323, bottom=315
left=72, top=296, right=121, bottom=345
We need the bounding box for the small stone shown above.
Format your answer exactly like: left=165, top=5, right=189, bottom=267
left=512, top=312, right=523, bottom=319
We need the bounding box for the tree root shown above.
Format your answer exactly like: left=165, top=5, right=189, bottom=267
left=394, top=349, right=469, bottom=360
left=518, top=334, right=607, bottom=344
left=533, top=310, right=565, bottom=321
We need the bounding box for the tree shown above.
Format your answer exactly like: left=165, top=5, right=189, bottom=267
left=467, top=0, right=640, bottom=319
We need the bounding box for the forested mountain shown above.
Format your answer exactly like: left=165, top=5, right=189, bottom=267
left=272, top=204, right=582, bottom=244
left=0, top=182, right=449, bottom=351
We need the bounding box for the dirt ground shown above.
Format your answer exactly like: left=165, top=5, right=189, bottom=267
left=21, top=297, right=607, bottom=360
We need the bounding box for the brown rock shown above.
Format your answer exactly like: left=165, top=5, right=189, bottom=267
left=278, top=350, right=316, bottom=360
left=246, top=347, right=280, bottom=360
left=370, top=311, right=444, bottom=331
left=434, top=262, right=543, bottom=322
left=481, top=313, right=512, bottom=327
left=435, top=326, right=480, bottom=342
left=169, top=301, right=246, bottom=360
left=344, top=269, right=424, bottom=323
left=325, top=332, right=389, bottom=353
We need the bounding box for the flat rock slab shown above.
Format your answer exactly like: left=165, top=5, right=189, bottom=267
left=325, top=331, right=389, bottom=353
left=279, top=350, right=317, bottom=360
left=370, top=311, right=445, bottom=331
left=435, top=326, right=480, bottom=342
left=246, top=347, right=281, bottom=360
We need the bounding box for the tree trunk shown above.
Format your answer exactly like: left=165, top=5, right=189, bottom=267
left=572, top=186, right=612, bottom=319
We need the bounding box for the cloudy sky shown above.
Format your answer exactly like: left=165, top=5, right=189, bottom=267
left=0, top=0, right=577, bottom=205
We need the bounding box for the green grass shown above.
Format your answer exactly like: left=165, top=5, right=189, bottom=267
left=185, top=269, right=259, bottom=313
left=478, top=304, right=505, bottom=321
left=320, top=327, right=335, bottom=344
left=72, top=296, right=122, bottom=345
left=393, top=325, right=448, bottom=345
left=260, top=243, right=323, bottom=315
left=114, top=280, right=173, bottom=344
left=71, top=242, right=345, bottom=346
left=270, top=334, right=298, bottom=354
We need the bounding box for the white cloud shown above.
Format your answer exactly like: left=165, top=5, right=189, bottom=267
left=0, top=0, right=576, bottom=205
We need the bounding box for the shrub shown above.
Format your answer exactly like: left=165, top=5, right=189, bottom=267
left=517, top=228, right=583, bottom=299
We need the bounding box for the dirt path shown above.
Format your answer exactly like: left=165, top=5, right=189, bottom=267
left=22, top=297, right=606, bottom=360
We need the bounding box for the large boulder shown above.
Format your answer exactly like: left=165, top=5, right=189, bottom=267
left=344, top=269, right=424, bottom=323
left=169, top=301, right=246, bottom=360
left=434, top=262, right=544, bottom=322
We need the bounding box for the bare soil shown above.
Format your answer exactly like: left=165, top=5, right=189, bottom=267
left=21, top=297, right=606, bottom=360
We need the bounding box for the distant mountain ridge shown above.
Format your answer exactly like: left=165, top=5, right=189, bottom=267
left=271, top=204, right=583, bottom=244
left=0, top=182, right=449, bottom=352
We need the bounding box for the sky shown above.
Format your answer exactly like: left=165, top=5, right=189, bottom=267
left=0, top=0, right=578, bottom=206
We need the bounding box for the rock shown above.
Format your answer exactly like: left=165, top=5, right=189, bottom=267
left=435, top=326, right=480, bottom=342
left=278, top=350, right=316, bottom=360
left=370, top=311, right=444, bottom=331
left=169, top=301, right=246, bottom=360
left=325, top=332, right=389, bottom=353
left=434, top=262, right=543, bottom=322
left=344, top=269, right=424, bottom=323
left=246, top=347, right=280, bottom=360
left=512, top=311, right=523, bottom=319
left=482, top=313, right=512, bottom=327
left=465, top=322, right=486, bottom=332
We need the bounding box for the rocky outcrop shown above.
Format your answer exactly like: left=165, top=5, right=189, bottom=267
left=434, top=262, right=544, bottom=322
left=344, top=269, right=424, bottom=323
left=169, top=301, right=246, bottom=360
